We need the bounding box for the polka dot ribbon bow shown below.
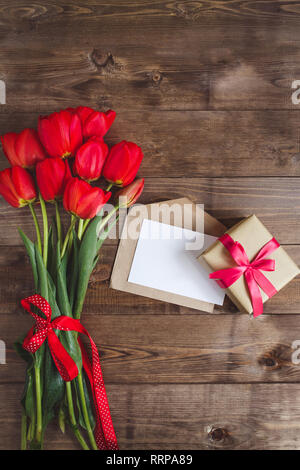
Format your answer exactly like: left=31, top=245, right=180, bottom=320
left=21, top=294, right=119, bottom=450
left=209, top=234, right=280, bottom=318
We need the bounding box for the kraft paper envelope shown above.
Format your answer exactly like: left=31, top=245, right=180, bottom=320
left=110, top=197, right=226, bottom=313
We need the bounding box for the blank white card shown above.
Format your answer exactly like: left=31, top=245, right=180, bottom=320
left=128, top=219, right=225, bottom=306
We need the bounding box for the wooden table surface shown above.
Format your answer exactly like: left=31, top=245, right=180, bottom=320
left=1, top=0, right=300, bottom=450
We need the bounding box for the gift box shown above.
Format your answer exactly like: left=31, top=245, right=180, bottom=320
left=198, top=215, right=300, bottom=316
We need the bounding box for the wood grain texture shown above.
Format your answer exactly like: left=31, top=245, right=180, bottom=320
left=3, top=312, right=300, bottom=384
left=0, top=244, right=299, bottom=316
left=1, top=112, right=300, bottom=177
left=0, top=177, right=300, bottom=246
left=3, top=382, right=300, bottom=450
left=0, top=2, right=300, bottom=111
left=139, top=178, right=300, bottom=243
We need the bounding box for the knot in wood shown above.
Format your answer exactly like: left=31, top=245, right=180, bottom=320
left=208, top=427, right=228, bottom=442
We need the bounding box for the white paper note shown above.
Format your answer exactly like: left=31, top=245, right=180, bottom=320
left=128, top=219, right=225, bottom=306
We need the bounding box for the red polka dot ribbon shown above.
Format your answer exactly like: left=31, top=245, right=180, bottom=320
left=21, top=294, right=119, bottom=450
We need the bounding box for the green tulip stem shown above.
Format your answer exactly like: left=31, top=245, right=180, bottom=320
left=78, top=218, right=84, bottom=240
left=39, top=193, right=48, bottom=268
left=82, top=218, right=90, bottom=234
left=27, top=413, right=35, bottom=442
left=21, top=409, right=27, bottom=450
left=34, top=366, right=43, bottom=445
left=67, top=215, right=76, bottom=256
left=77, top=372, right=98, bottom=450
left=106, top=183, right=113, bottom=192
left=97, top=205, right=119, bottom=236
left=29, top=203, right=42, bottom=256
left=65, top=382, right=90, bottom=450
left=61, top=217, right=77, bottom=259
left=58, top=403, right=66, bottom=434
left=55, top=200, right=62, bottom=248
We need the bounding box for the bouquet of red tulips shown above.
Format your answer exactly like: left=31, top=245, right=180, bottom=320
left=0, top=107, right=144, bottom=450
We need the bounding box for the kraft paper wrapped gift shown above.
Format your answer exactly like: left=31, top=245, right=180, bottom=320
left=199, top=215, right=300, bottom=315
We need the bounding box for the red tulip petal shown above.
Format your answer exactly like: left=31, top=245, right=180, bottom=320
left=122, top=145, right=143, bottom=186
left=77, top=187, right=110, bottom=219
left=102, top=141, right=131, bottom=185
left=0, top=185, right=20, bottom=207
left=0, top=168, right=20, bottom=207
left=15, top=128, right=46, bottom=168
left=83, top=111, right=102, bottom=138
left=76, top=106, right=94, bottom=124
left=116, top=178, right=144, bottom=207
left=69, top=112, right=83, bottom=155
left=56, top=110, right=72, bottom=154
left=63, top=177, right=91, bottom=215
left=38, top=115, right=64, bottom=158
left=12, top=166, right=37, bottom=201
left=63, top=179, right=72, bottom=212
left=36, top=157, right=66, bottom=200
left=75, top=138, right=108, bottom=181
left=63, top=159, right=72, bottom=185
left=105, top=110, right=116, bottom=128
left=1, top=133, right=19, bottom=166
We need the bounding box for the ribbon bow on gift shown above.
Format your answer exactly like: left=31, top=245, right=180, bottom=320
left=22, top=294, right=118, bottom=450
left=209, top=234, right=280, bottom=317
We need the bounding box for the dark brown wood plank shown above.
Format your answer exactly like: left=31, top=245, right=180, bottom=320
left=0, top=177, right=299, bottom=245
left=2, top=382, right=300, bottom=450
left=2, top=0, right=300, bottom=27
left=1, top=111, right=300, bottom=177
left=141, top=178, right=300, bottom=243
left=84, top=242, right=300, bottom=315
left=1, top=0, right=300, bottom=452
left=1, top=3, right=300, bottom=111
left=3, top=312, right=300, bottom=384
left=0, top=244, right=299, bottom=316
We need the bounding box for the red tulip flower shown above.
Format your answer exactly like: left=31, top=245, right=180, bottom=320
left=1, top=128, right=46, bottom=169
left=36, top=157, right=71, bottom=202
left=38, top=109, right=82, bottom=159
left=63, top=178, right=111, bottom=219
left=74, top=137, right=108, bottom=182
left=0, top=166, right=37, bottom=208
left=115, top=178, right=144, bottom=208
left=75, top=106, right=116, bottom=139
left=102, top=141, right=143, bottom=187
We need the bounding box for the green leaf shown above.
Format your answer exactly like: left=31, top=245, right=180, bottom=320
left=56, top=247, right=82, bottom=369
left=42, top=347, right=65, bottom=429
left=69, top=229, right=79, bottom=310
left=47, top=271, right=60, bottom=320
left=14, top=337, right=33, bottom=366
left=18, top=229, right=38, bottom=291
left=48, top=224, right=57, bottom=282
left=35, top=242, right=49, bottom=301
left=34, top=243, right=49, bottom=368
left=29, top=439, right=42, bottom=450
left=56, top=250, right=72, bottom=317
left=21, top=369, right=34, bottom=414
left=74, top=373, right=95, bottom=431
left=20, top=365, right=36, bottom=445
left=39, top=272, right=66, bottom=431
left=74, top=216, right=101, bottom=319
left=58, top=403, right=66, bottom=434
left=43, top=273, right=65, bottom=428
left=73, top=215, right=118, bottom=319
